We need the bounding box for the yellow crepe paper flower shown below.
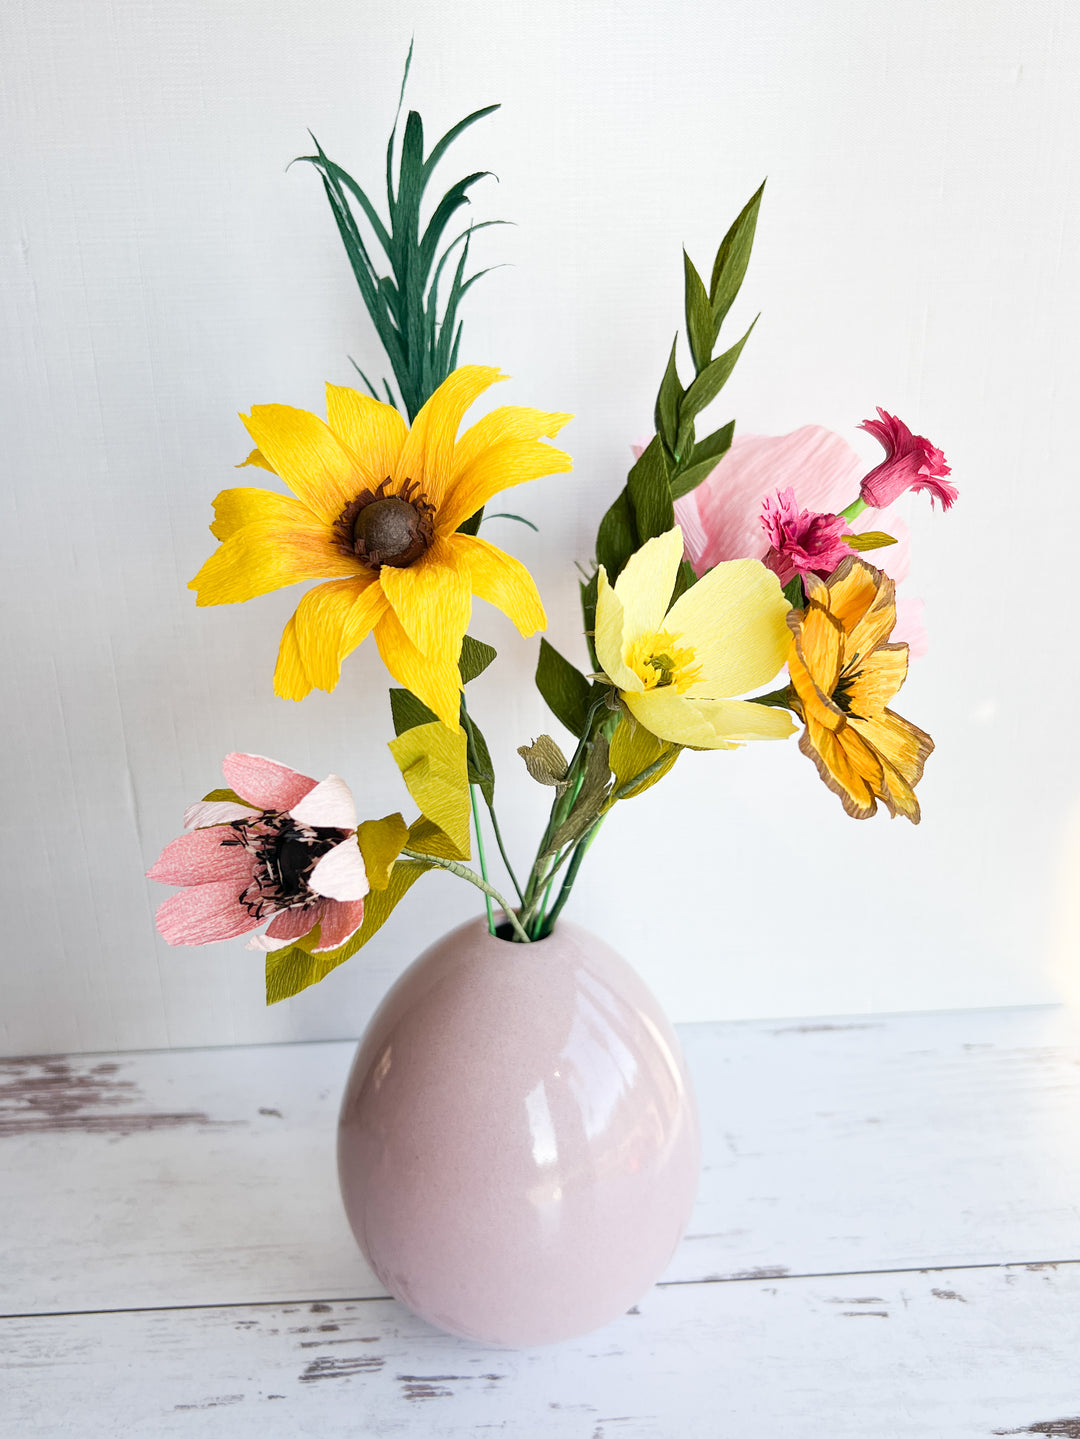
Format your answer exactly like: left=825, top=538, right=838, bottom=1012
left=787, top=556, right=933, bottom=821
left=594, top=527, right=795, bottom=749
left=190, top=366, right=572, bottom=726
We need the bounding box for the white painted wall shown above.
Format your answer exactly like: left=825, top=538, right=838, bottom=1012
left=2, top=0, right=1077, bottom=1056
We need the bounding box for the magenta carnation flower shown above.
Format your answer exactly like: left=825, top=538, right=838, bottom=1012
left=760, top=488, right=854, bottom=587
left=858, top=409, right=956, bottom=511
left=148, top=753, right=368, bottom=953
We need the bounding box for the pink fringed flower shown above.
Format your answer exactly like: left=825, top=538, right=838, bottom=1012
left=148, top=753, right=368, bottom=954
left=760, top=488, right=854, bottom=587
left=858, top=409, right=956, bottom=511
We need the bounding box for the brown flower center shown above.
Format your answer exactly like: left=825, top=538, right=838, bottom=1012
left=333, top=478, right=435, bottom=569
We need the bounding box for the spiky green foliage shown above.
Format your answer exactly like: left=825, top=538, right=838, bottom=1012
left=294, top=46, right=506, bottom=420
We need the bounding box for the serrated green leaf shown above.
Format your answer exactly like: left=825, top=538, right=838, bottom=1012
left=710, top=181, right=764, bottom=331
left=677, top=318, right=757, bottom=450
left=627, top=434, right=675, bottom=544
left=536, top=639, right=593, bottom=739
left=669, top=420, right=735, bottom=500
left=201, top=787, right=244, bottom=805
left=595, top=488, right=638, bottom=582
left=459, top=634, right=497, bottom=683
left=683, top=251, right=713, bottom=374
left=654, top=336, right=681, bottom=455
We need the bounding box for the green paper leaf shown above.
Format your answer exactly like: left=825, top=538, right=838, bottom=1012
left=683, top=250, right=714, bottom=374
left=357, top=812, right=410, bottom=890
left=677, top=317, right=757, bottom=451
left=483, top=511, right=539, bottom=532
left=782, top=576, right=806, bottom=608
left=389, top=687, right=438, bottom=736
left=536, top=639, right=594, bottom=739
left=654, top=336, right=681, bottom=455
left=709, top=181, right=765, bottom=331
left=201, top=788, right=244, bottom=805
left=517, top=734, right=570, bottom=788
left=547, top=735, right=612, bottom=854
left=627, top=434, right=675, bottom=545
left=579, top=572, right=600, bottom=672
left=595, top=488, right=638, bottom=582
left=608, top=718, right=680, bottom=801
left=388, top=721, right=471, bottom=861
left=421, top=103, right=501, bottom=187
left=669, top=420, right=735, bottom=500
left=458, top=634, right=497, bottom=684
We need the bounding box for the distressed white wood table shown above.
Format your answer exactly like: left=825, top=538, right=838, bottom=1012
left=4, top=1005, right=1080, bottom=1437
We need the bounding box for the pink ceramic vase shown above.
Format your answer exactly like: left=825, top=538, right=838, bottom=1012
left=337, top=917, right=700, bottom=1347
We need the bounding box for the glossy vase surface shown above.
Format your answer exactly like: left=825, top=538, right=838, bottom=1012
left=337, top=917, right=700, bottom=1347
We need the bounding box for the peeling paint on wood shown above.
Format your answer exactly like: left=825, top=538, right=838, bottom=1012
left=299, top=1354, right=385, bottom=1382
left=994, top=1423, right=1080, bottom=1437
left=0, top=1056, right=230, bottom=1137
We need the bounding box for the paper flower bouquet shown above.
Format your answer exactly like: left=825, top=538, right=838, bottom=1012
left=146, top=60, right=954, bottom=1346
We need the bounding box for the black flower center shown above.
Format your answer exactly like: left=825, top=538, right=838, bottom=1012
left=224, top=815, right=344, bottom=918
left=333, top=477, right=436, bottom=569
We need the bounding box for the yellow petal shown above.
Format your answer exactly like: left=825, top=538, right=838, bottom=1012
left=241, top=405, right=367, bottom=524
left=792, top=599, right=844, bottom=701
left=237, top=447, right=276, bottom=473
left=595, top=568, right=641, bottom=692
left=392, top=366, right=506, bottom=511
left=292, top=575, right=387, bottom=693
left=799, top=718, right=882, bottom=820
left=625, top=688, right=795, bottom=749
left=612, top=528, right=686, bottom=646
left=850, top=708, right=933, bottom=822
left=357, top=813, right=410, bottom=890
left=666, top=558, right=791, bottom=699
left=450, top=533, right=546, bottom=636
left=274, top=615, right=311, bottom=701
left=388, top=721, right=471, bottom=860
left=821, top=557, right=897, bottom=657
left=378, top=536, right=472, bottom=656
left=847, top=642, right=908, bottom=717
left=439, top=413, right=573, bottom=533
left=325, top=384, right=409, bottom=488
left=190, top=520, right=358, bottom=606
left=374, top=609, right=463, bottom=729
left=209, top=487, right=315, bottom=542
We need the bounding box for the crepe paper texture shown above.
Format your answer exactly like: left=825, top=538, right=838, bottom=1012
left=148, top=59, right=957, bottom=1001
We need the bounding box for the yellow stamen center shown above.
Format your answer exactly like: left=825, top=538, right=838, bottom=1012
left=625, top=630, right=701, bottom=693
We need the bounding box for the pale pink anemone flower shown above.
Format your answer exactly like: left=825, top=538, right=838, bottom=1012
left=148, top=753, right=368, bottom=953
left=859, top=409, right=955, bottom=511
left=668, top=425, right=929, bottom=658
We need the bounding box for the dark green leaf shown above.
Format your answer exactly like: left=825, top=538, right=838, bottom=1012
left=456, top=508, right=483, bottom=536
left=595, top=488, right=638, bottom=581
left=579, top=572, right=599, bottom=672
left=782, top=576, right=805, bottom=608
left=389, top=687, right=438, bottom=736
left=465, top=713, right=495, bottom=806
left=627, top=434, right=674, bottom=544
left=683, top=250, right=713, bottom=373
left=417, top=171, right=493, bottom=287
left=421, top=103, right=501, bottom=186
left=671, top=558, right=697, bottom=603
left=459, top=634, right=497, bottom=684
left=677, top=317, right=757, bottom=449
left=653, top=336, right=681, bottom=455
left=669, top=419, right=735, bottom=500
left=348, top=358, right=382, bottom=402
left=709, top=181, right=765, bottom=332
left=536, top=639, right=593, bottom=738
left=547, top=735, right=612, bottom=854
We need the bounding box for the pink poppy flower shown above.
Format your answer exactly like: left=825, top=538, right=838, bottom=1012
left=760, top=487, right=854, bottom=587
left=858, top=409, right=955, bottom=511
left=670, top=425, right=928, bottom=657
left=148, top=753, right=368, bottom=953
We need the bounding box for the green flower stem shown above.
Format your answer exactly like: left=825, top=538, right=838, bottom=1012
left=401, top=848, right=531, bottom=943
left=840, top=496, right=868, bottom=522
left=609, top=750, right=678, bottom=803
left=468, top=783, right=496, bottom=936
left=461, top=702, right=524, bottom=903
left=537, top=815, right=607, bottom=939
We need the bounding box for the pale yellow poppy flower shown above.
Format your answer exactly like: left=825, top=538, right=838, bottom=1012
left=594, top=527, right=795, bottom=749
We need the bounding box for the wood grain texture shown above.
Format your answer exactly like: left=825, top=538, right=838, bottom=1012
left=4, top=1007, right=1080, bottom=1317
left=4, top=1264, right=1080, bottom=1437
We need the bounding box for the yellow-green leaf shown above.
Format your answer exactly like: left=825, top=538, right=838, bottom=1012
left=388, top=721, right=471, bottom=860
left=845, top=531, right=898, bottom=552
left=358, top=812, right=410, bottom=890
left=608, top=716, right=680, bottom=802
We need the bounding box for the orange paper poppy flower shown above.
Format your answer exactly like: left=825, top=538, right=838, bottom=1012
left=190, top=367, right=572, bottom=726
left=786, top=556, right=933, bottom=821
